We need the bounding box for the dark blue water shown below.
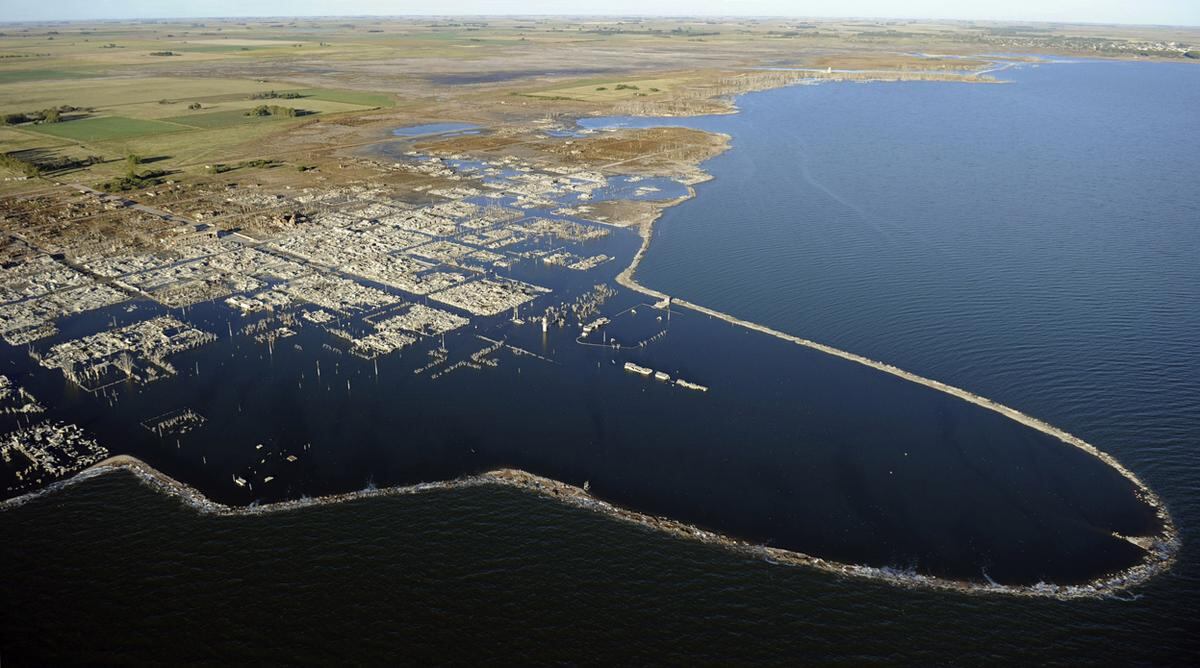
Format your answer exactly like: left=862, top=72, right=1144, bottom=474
left=3, top=60, right=1198, bottom=663
left=622, top=60, right=1200, bottom=587
left=587, top=64, right=1200, bottom=579
left=5, top=219, right=1150, bottom=585
left=613, top=64, right=1200, bottom=455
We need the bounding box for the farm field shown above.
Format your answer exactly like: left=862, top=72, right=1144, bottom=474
left=0, top=16, right=1195, bottom=191
left=25, top=116, right=191, bottom=142
left=294, top=88, right=396, bottom=107
left=0, top=77, right=288, bottom=114
left=0, top=69, right=103, bottom=84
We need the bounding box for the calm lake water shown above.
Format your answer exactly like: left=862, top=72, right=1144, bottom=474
left=392, top=122, right=480, bottom=136
left=3, top=59, right=1198, bottom=664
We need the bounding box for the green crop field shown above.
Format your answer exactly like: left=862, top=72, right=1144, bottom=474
left=0, top=69, right=100, bottom=84
left=26, top=116, right=190, bottom=142
left=297, top=88, right=396, bottom=108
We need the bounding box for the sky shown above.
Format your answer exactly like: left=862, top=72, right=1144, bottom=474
left=4, top=1, right=1199, bottom=27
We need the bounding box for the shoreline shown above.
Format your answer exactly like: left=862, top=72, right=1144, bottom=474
left=1, top=68, right=1180, bottom=601
left=0, top=453, right=1177, bottom=600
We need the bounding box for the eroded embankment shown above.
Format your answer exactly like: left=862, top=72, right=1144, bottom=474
left=0, top=454, right=1177, bottom=600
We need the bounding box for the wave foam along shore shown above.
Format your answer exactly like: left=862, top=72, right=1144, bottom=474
left=0, top=453, right=1178, bottom=601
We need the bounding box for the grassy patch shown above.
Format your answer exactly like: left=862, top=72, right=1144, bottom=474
left=91, top=122, right=289, bottom=167
left=0, top=127, right=70, bottom=151
left=0, top=69, right=100, bottom=84
left=0, top=152, right=41, bottom=177
left=26, top=116, right=189, bottom=142
left=295, top=88, right=395, bottom=108
left=0, top=77, right=293, bottom=116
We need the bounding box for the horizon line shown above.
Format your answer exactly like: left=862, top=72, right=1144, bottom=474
left=2, top=15, right=1198, bottom=29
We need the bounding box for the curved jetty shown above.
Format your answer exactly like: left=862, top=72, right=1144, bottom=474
left=0, top=454, right=1177, bottom=600
left=620, top=222, right=1175, bottom=550
left=605, top=184, right=1178, bottom=598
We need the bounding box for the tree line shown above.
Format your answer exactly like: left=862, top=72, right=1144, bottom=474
left=249, top=90, right=304, bottom=100
left=244, top=105, right=311, bottom=117
left=0, top=151, right=102, bottom=177
left=2, top=105, right=88, bottom=126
